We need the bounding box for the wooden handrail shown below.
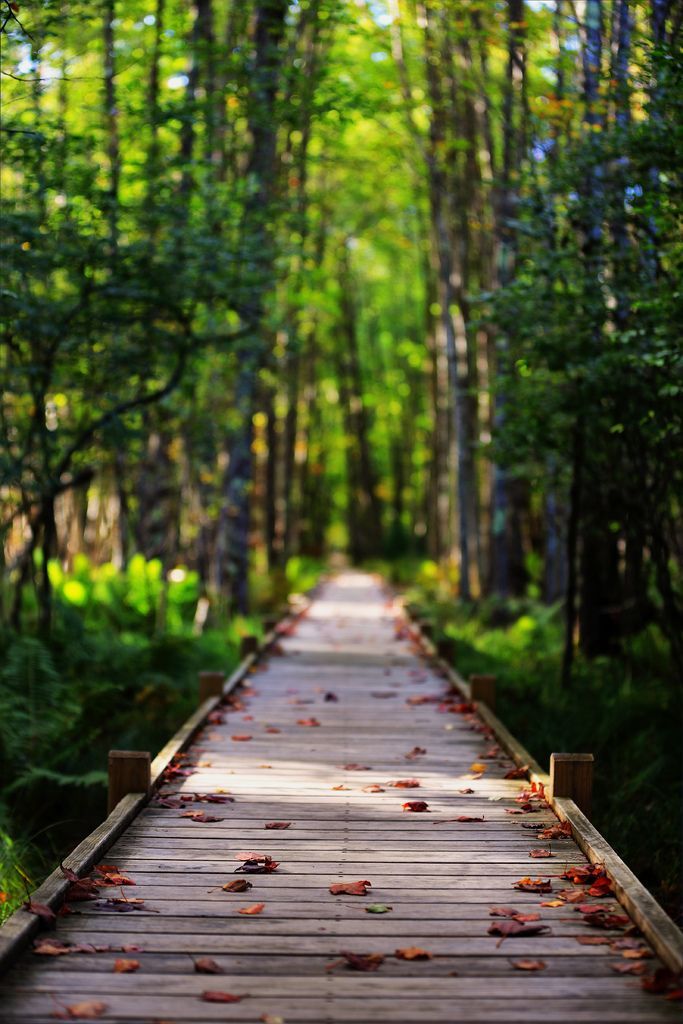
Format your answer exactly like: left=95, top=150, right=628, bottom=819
left=403, top=601, right=683, bottom=976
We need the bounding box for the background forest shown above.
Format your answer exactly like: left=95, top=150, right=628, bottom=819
left=1, top=0, right=682, bottom=921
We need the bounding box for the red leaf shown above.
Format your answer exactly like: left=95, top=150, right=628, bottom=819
left=113, top=958, right=139, bottom=973
left=297, top=717, right=320, bottom=727
left=389, top=779, right=420, bottom=788
left=201, top=991, right=246, bottom=1003
left=529, top=848, right=553, bottom=858
left=264, top=821, right=291, bottom=830
left=265, top=727, right=281, bottom=734
left=231, top=734, right=252, bottom=741
left=456, top=815, right=484, bottom=822
left=641, top=968, right=682, bottom=994
left=487, top=921, right=551, bottom=946
left=329, top=880, right=372, bottom=896
left=402, top=801, right=429, bottom=812
left=238, top=903, right=265, bottom=915
left=503, top=766, right=529, bottom=779
left=536, top=822, right=572, bottom=841
left=362, top=784, right=385, bottom=793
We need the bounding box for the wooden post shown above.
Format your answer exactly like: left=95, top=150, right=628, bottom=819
left=550, top=753, right=594, bottom=816
left=240, top=635, right=259, bottom=659
left=198, top=670, right=225, bottom=704
left=469, top=673, right=496, bottom=712
left=108, top=751, right=150, bottom=814
left=437, top=636, right=457, bottom=662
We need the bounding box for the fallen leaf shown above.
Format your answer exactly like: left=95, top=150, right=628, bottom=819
left=511, top=959, right=546, bottom=971
left=536, top=822, right=572, bottom=841
left=389, top=779, right=420, bottom=788
left=120, top=944, right=142, bottom=953
left=329, top=880, right=371, bottom=896
left=194, top=957, right=224, bottom=974
left=611, top=961, right=648, bottom=975
left=512, top=877, right=553, bottom=894
left=402, top=800, right=429, bottom=812
left=504, top=767, right=529, bottom=779
left=297, top=717, right=320, bottom=727
left=231, top=735, right=253, bottom=742
left=327, top=951, right=384, bottom=972
left=576, top=935, right=611, bottom=945
left=470, top=762, right=487, bottom=773
left=261, top=1015, right=284, bottom=1024
left=529, top=848, right=553, bottom=858
left=24, top=900, right=56, bottom=924
left=514, top=912, right=541, bottom=922
left=487, top=921, right=551, bottom=946
left=366, top=904, right=392, bottom=914
left=362, top=784, right=385, bottom=793
left=395, top=947, right=432, bottom=960
left=235, top=856, right=279, bottom=874
left=238, top=903, right=265, bottom=915
left=180, top=811, right=223, bottom=823
left=332, top=784, right=350, bottom=790
left=265, top=727, right=281, bottom=734
left=458, top=787, right=475, bottom=794
left=340, top=763, right=372, bottom=771
left=324, top=692, right=338, bottom=702
left=489, top=907, right=522, bottom=918
left=51, top=1001, right=107, bottom=1020
left=641, top=968, right=682, bottom=994
left=113, top=958, right=139, bottom=973
left=265, top=822, right=291, bottom=830
left=456, top=815, right=484, bottom=822
left=201, top=991, right=246, bottom=1003
left=222, top=879, right=252, bottom=893
left=405, top=747, right=427, bottom=759
left=540, top=900, right=566, bottom=908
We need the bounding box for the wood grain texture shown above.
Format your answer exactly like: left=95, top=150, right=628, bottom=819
left=0, top=573, right=679, bottom=1022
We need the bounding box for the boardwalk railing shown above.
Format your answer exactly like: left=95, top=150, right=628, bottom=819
left=406, top=605, right=683, bottom=976
left=0, top=591, right=313, bottom=975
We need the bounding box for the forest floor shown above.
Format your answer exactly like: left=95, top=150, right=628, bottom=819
left=1, top=572, right=679, bottom=1021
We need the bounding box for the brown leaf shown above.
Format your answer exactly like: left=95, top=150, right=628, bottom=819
left=235, top=855, right=279, bottom=874
left=503, top=766, right=529, bottom=780
left=340, top=763, right=372, bottom=771
left=362, top=784, right=385, bottom=793
left=327, top=952, right=384, bottom=972
left=512, top=877, right=553, bottom=893
left=487, top=921, right=551, bottom=946
left=389, top=779, right=420, bottom=788
left=265, top=821, right=291, bottom=829
left=458, top=787, right=475, bottom=794
left=24, top=900, right=56, bottom=924
left=265, top=727, right=281, bottom=734
left=33, top=939, right=78, bottom=956
left=296, top=717, right=320, bottom=727
left=113, top=958, right=139, bottom=973
left=194, top=957, right=223, bottom=974
left=201, top=991, right=246, bottom=1003
left=329, top=880, right=371, bottom=896
left=180, top=811, right=223, bottom=823
left=405, top=746, right=427, bottom=759
left=489, top=907, right=522, bottom=918
left=51, top=1001, right=107, bottom=1019
left=402, top=800, right=429, bottom=812
left=536, top=822, right=572, bottom=841
left=231, top=735, right=252, bottom=741
left=612, top=961, right=649, bottom=975
left=222, top=879, right=252, bottom=893
left=529, top=848, right=553, bottom=858
left=395, top=947, right=433, bottom=960
left=332, top=784, right=350, bottom=790
left=511, top=959, right=546, bottom=971
left=238, top=903, right=265, bottom=915
left=456, top=815, right=484, bottom=822
left=576, top=935, right=611, bottom=945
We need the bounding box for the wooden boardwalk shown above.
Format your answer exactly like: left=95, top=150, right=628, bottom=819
left=1, top=572, right=679, bottom=1022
